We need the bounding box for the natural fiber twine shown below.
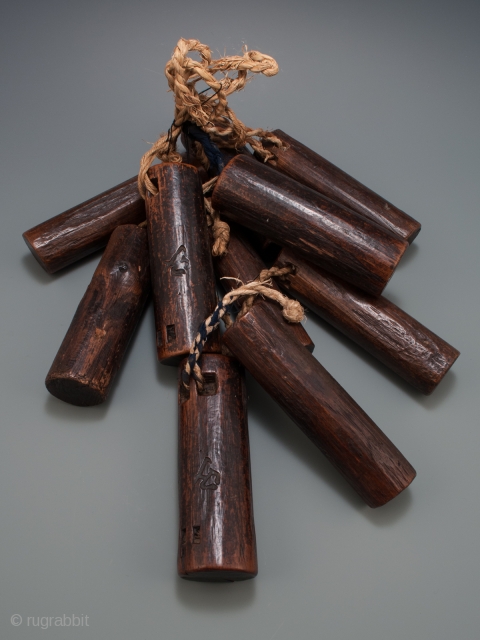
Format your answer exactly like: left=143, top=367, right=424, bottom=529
left=183, top=265, right=304, bottom=389
left=203, top=194, right=230, bottom=257
left=138, top=38, right=282, bottom=200
left=137, top=38, right=304, bottom=388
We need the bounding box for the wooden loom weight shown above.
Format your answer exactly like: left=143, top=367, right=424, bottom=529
left=223, top=300, right=416, bottom=508
left=274, top=248, right=460, bottom=394
left=178, top=354, right=257, bottom=581
left=45, top=224, right=150, bottom=405
left=144, top=161, right=258, bottom=579
left=212, top=154, right=408, bottom=296
left=145, top=162, right=219, bottom=365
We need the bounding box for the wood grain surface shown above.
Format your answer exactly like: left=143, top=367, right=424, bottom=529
left=45, top=225, right=150, bottom=406
left=23, top=176, right=145, bottom=273
left=214, top=224, right=314, bottom=352
left=223, top=301, right=416, bottom=508
left=211, top=154, right=408, bottom=296
left=274, top=248, right=460, bottom=394
left=22, top=153, right=204, bottom=274
left=178, top=354, right=257, bottom=581
left=263, top=130, right=421, bottom=243
left=146, top=162, right=219, bottom=364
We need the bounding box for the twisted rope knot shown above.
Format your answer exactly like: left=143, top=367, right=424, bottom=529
left=282, top=299, right=304, bottom=323
left=138, top=38, right=282, bottom=199
left=211, top=220, right=230, bottom=257
left=202, top=178, right=229, bottom=257
left=182, top=266, right=304, bottom=390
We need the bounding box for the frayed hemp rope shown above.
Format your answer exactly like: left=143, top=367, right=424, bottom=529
left=137, top=37, right=283, bottom=199
left=202, top=177, right=229, bottom=256
left=181, top=266, right=304, bottom=390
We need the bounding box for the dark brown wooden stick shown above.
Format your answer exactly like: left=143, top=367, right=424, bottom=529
left=214, top=225, right=314, bottom=352
left=223, top=301, right=416, bottom=508
left=178, top=354, right=257, bottom=581
left=146, top=163, right=219, bottom=365
left=45, top=225, right=150, bottom=406
left=212, top=155, right=408, bottom=297
left=23, top=177, right=145, bottom=273
left=263, top=130, right=421, bottom=243
left=274, top=248, right=460, bottom=394
left=22, top=153, right=204, bottom=274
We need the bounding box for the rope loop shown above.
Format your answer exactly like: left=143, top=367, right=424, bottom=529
left=138, top=38, right=283, bottom=198
left=182, top=266, right=304, bottom=391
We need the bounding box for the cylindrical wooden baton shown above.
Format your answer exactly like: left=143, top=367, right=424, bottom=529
left=178, top=354, right=257, bottom=581
left=263, top=130, right=421, bottom=243
left=45, top=225, right=150, bottom=406
left=274, top=248, right=460, bottom=394
left=23, top=176, right=145, bottom=273
left=212, top=155, right=408, bottom=296
left=223, top=301, right=416, bottom=508
left=214, top=225, right=314, bottom=352
left=145, top=162, right=219, bottom=364
left=22, top=154, right=201, bottom=274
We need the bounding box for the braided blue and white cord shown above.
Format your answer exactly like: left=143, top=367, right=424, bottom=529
left=181, top=296, right=234, bottom=388
left=181, top=267, right=304, bottom=390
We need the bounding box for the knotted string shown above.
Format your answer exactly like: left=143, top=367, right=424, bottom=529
left=138, top=37, right=282, bottom=199
left=181, top=266, right=304, bottom=390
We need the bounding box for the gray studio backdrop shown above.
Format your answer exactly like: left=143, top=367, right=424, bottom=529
left=1, top=1, right=479, bottom=639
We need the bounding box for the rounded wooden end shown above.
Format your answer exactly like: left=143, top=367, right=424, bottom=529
left=22, top=232, right=55, bottom=274
left=406, top=221, right=422, bottom=244
left=179, top=568, right=257, bottom=583
left=157, top=333, right=221, bottom=366
left=367, top=466, right=417, bottom=508
left=157, top=345, right=187, bottom=367
left=422, top=347, right=460, bottom=395
left=45, top=375, right=106, bottom=407
left=377, top=236, right=410, bottom=296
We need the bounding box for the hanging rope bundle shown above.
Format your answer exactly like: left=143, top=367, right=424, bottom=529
left=182, top=265, right=304, bottom=390
left=138, top=38, right=283, bottom=199
left=137, top=40, right=307, bottom=394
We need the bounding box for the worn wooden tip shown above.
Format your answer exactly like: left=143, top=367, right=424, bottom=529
left=22, top=230, right=56, bottom=274
left=180, top=569, right=257, bottom=582
left=45, top=375, right=106, bottom=407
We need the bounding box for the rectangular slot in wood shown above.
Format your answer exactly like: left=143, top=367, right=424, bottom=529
left=193, top=525, right=201, bottom=544
left=198, top=373, right=218, bottom=396
left=166, top=324, right=176, bottom=343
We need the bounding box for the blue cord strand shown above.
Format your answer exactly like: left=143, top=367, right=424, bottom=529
left=182, top=121, right=225, bottom=175
left=181, top=298, right=233, bottom=388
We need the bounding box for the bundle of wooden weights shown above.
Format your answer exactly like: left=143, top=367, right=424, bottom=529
left=23, top=39, right=459, bottom=583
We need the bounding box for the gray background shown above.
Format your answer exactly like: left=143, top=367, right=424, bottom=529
left=1, top=1, right=479, bottom=638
